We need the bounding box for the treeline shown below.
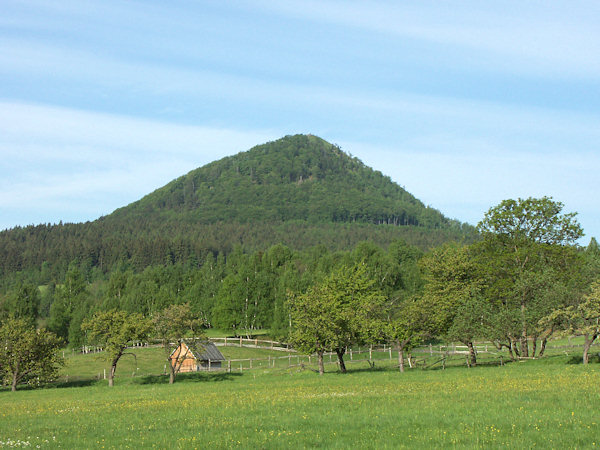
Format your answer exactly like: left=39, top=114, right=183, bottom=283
left=0, top=220, right=474, bottom=287
left=0, top=239, right=423, bottom=349
left=287, top=197, right=600, bottom=373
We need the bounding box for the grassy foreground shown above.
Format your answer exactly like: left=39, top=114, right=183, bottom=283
left=1, top=357, right=600, bottom=448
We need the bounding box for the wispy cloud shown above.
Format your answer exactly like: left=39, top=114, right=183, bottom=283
left=344, top=139, right=599, bottom=241
left=0, top=102, right=276, bottom=229
left=256, top=0, right=600, bottom=79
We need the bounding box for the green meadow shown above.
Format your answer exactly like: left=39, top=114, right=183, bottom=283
left=1, top=346, right=600, bottom=448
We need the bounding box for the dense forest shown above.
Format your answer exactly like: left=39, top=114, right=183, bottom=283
left=0, top=134, right=475, bottom=285
left=0, top=240, right=423, bottom=348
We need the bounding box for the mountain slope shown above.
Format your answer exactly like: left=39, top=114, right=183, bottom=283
left=0, top=135, right=476, bottom=279
left=109, top=134, right=451, bottom=228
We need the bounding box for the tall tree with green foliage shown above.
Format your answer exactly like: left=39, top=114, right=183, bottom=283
left=152, top=303, right=205, bottom=384
left=288, top=289, right=336, bottom=375
left=543, top=280, right=600, bottom=364
left=0, top=319, right=62, bottom=391
left=386, top=299, right=426, bottom=372
left=419, top=243, right=487, bottom=366
left=289, top=263, right=386, bottom=374
left=478, top=197, right=583, bottom=358
left=4, top=282, right=40, bottom=326
left=82, top=310, right=151, bottom=387
left=48, top=265, right=88, bottom=342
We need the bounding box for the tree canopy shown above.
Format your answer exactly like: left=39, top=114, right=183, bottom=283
left=0, top=319, right=62, bottom=391
left=82, top=310, right=151, bottom=387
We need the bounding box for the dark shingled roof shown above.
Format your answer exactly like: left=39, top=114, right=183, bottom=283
left=186, top=341, right=226, bottom=361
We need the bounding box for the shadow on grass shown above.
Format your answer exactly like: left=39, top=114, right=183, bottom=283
left=567, top=354, right=600, bottom=364
left=134, top=371, right=243, bottom=385
left=0, top=378, right=101, bottom=392
left=332, top=365, right=388, bottom=375
left=52, top=378, right=100, bottom=389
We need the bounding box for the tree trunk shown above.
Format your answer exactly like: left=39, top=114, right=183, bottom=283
left=169, top=364, right=176, bottom=384
left=11, top=371, right=18, bottom=392
left=520, top=336, right=529, bottom=358
left=398, top=347, right=405, bottom=373
left=318, top=351, right=324, bottom=375
left=538, top=338, right=548, bottom=357
left=466, top=341, right=477, bottom=367
left=336, top=348, right=346, bottom=373
left=582, top=334, right=597, bottom=365
left=509, top=337, right=519, bottom=359
left=109, top=361, right=117, bottom=387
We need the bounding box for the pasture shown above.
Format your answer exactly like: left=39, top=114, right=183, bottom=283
left=1, top=349, right=599, bottom=448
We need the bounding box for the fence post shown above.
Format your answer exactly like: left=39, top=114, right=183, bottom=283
left=350, top=349, right=353, bottom=360
left=225, top=336, right=228, bottom=346
left=209, top=359, right=212, bottom=371
left=369, top=346, right=372, bottom=362
left=250, top=359, right=253, bottom=369
left=389, top=347, right=392, bottom=360
left=240, top=336, right=243, bottom=347
left=228, top=360, right=231, bottom=373
left=429, top=343, right=433, bottom=355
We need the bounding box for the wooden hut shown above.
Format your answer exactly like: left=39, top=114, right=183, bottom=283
left=170, top=341, right=226, bottom=372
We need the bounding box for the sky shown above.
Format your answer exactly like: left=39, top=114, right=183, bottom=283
left=1, top=1, right=599, bottom=242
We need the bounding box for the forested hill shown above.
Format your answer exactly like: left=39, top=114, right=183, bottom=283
left=0, top=135, right=476, bottom=280
left=110, top=134, right=451, bottom=227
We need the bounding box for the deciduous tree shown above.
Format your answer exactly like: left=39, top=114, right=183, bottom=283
left=477, top=197, right=583, bottom=358
left=152, top=303, right=205, bottom=384
left=289, top=263, right=386, bottom=374
left=419, top=243, right=487, bottom=366
left=82, top=310, right=151, bottom=387
left=544, top=281, right=600, bottom=364
left=0, top=319, right=62, bottom=391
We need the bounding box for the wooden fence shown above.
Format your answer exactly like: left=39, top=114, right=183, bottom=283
left=209, top=337, right=293, bottom=351
left=195, top=344, right=498, bottom=373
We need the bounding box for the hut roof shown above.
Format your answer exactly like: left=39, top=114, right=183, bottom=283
left=173, top=341, right=225, bottom=361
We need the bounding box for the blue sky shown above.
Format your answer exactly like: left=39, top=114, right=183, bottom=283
left=1, top=1, right=599, bottom=242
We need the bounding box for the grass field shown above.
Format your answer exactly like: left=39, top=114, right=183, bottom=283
left=1, top=347, right=600, bottom=448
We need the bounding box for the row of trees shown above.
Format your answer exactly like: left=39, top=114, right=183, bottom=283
left=289, top=197, right=600, bottom=372
left=0, top=239, right=423, bottom=347
left=81, top=303, right=205, bottom=387
left=0, top=303, right=206, bottom=391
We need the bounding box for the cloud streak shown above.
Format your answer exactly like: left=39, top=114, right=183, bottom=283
left=257, top=0, right=600, bottom=79
left=0, top=102, right=276, bottom=229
